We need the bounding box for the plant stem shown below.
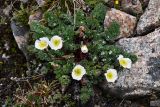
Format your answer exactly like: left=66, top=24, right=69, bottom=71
left=73, top=0, right=76, bottom=29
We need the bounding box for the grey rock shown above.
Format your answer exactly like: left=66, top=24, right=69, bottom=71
left=104, top=8, right=137, bottom=38
left=150, top=100, right=160, bottom=107
left=11, top=20, right=30, bottom=70
left=136, top=0, right=160, bottom=35
left=121, top=0, right=143, bottom=15
left=3, top=4, right=12, bottom=16
left=100, top=28, right=160, bottom=98
left=20, top=0, right=28, bottom=3
left=28, top=11, right=42, bottom=24
left=36, top=0, right=46, bottom=7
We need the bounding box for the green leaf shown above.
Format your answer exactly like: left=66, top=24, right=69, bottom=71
left=104, top=21, right=120, bottom=40
left=91, top=3, right=107, bottom=23
left=44, top=11, right=60, bottom=28
left=76, top=10, right=86, bottom=26
left=55, top=60, right=73, bottom=78
left=85, top=17, right=100, bottom=30
left=28, top=46, right=51, bottom=61
left=80, top=86, right=93, bottom=104
left=85, top=0, right=104, bottom=7
left=30, top=21, right=51, bottom=36
left=59, top=75, right=71, bottom=86
left=123, top=53, right=138, bottom=63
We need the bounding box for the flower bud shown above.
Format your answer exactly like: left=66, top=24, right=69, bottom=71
left=81, top=45, right=88, bottom=53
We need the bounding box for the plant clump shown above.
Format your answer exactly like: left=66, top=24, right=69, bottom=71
left=27, top=2, right=137, bottom=105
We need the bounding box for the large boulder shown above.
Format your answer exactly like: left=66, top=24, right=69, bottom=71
left=104, top=8, right=137, bottom=39
left=136, top=0, right=160, bottom=35
left=100, top=28, right=160, bottom=98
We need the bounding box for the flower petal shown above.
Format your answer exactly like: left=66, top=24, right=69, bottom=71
left=81, top=45, right=88, bottom=53
left=118, top=55, right=132, bottom=69
left=117, top=54, right=123, bottom=60
left=35, top=37, right=49, bottom=50
left=40, top=37, right=49, bottom=42
left=126, top=58, right=132, bottom=68
left=49, top=35, right=63, bottom=50
left=105, top=69, right=118, bottom=83
left=71, top=65, right=86, bottom=81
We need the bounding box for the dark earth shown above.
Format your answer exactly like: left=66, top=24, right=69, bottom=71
left=0, top=23, right=27, bottom=104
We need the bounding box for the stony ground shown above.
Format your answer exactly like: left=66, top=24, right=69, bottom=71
left=0, top=0, right=160, bottom=106
left=0, top=0, right=27, bottom=104
left=0, top=23, right=27, bottom=104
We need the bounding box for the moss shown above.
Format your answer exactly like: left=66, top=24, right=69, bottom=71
left=0, top=16, right=7, bottom=25
left=13, top=9, right=29, bottom=25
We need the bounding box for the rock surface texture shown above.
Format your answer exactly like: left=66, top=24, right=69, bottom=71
left=139, top=0, right=149, bottom=8
left=136, top=0, right=160, bottom=35
left=101, top=28, right=160, bottom=98
left=121, top=0, right=143, bottom=15
left=28, top=11, right=42, bottom=24
left=104, top=8, right=137, bottom=38
left=36, top=0, right=46, bottom=7
left=11, top=20, right=30, bottom=70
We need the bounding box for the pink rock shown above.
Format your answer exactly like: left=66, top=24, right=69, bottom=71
left=104, top=8, right=137, bottom=38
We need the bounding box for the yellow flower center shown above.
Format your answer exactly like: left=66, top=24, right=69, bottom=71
left=106, top=72, right=113, bottom=79
left=53, top=39, right=60, bottom=47
left=119, top=59, right=127, bottom=67
left=74, top=68, right=82, bottom=77
left=39, top=40, right=47, bottom=48
left=115, top=0, right=119, bottom=5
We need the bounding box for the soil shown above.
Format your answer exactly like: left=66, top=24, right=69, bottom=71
left=0, top=22, right=27, bottom=104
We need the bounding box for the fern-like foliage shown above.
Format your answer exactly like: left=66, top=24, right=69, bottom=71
left=28, top=2, right=137, bottom=105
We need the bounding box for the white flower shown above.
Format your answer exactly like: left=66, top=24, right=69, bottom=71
left=104, top=69, right=118, bottom=83
left=118, top=55, right=132, bottom=69
left=81, top=45, right=88, bottom=53
left=72, top=65, right=86, bottom=81
left=35, top=37, right=49, bottom=50
left=49, top=35, right=63, bottom=50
